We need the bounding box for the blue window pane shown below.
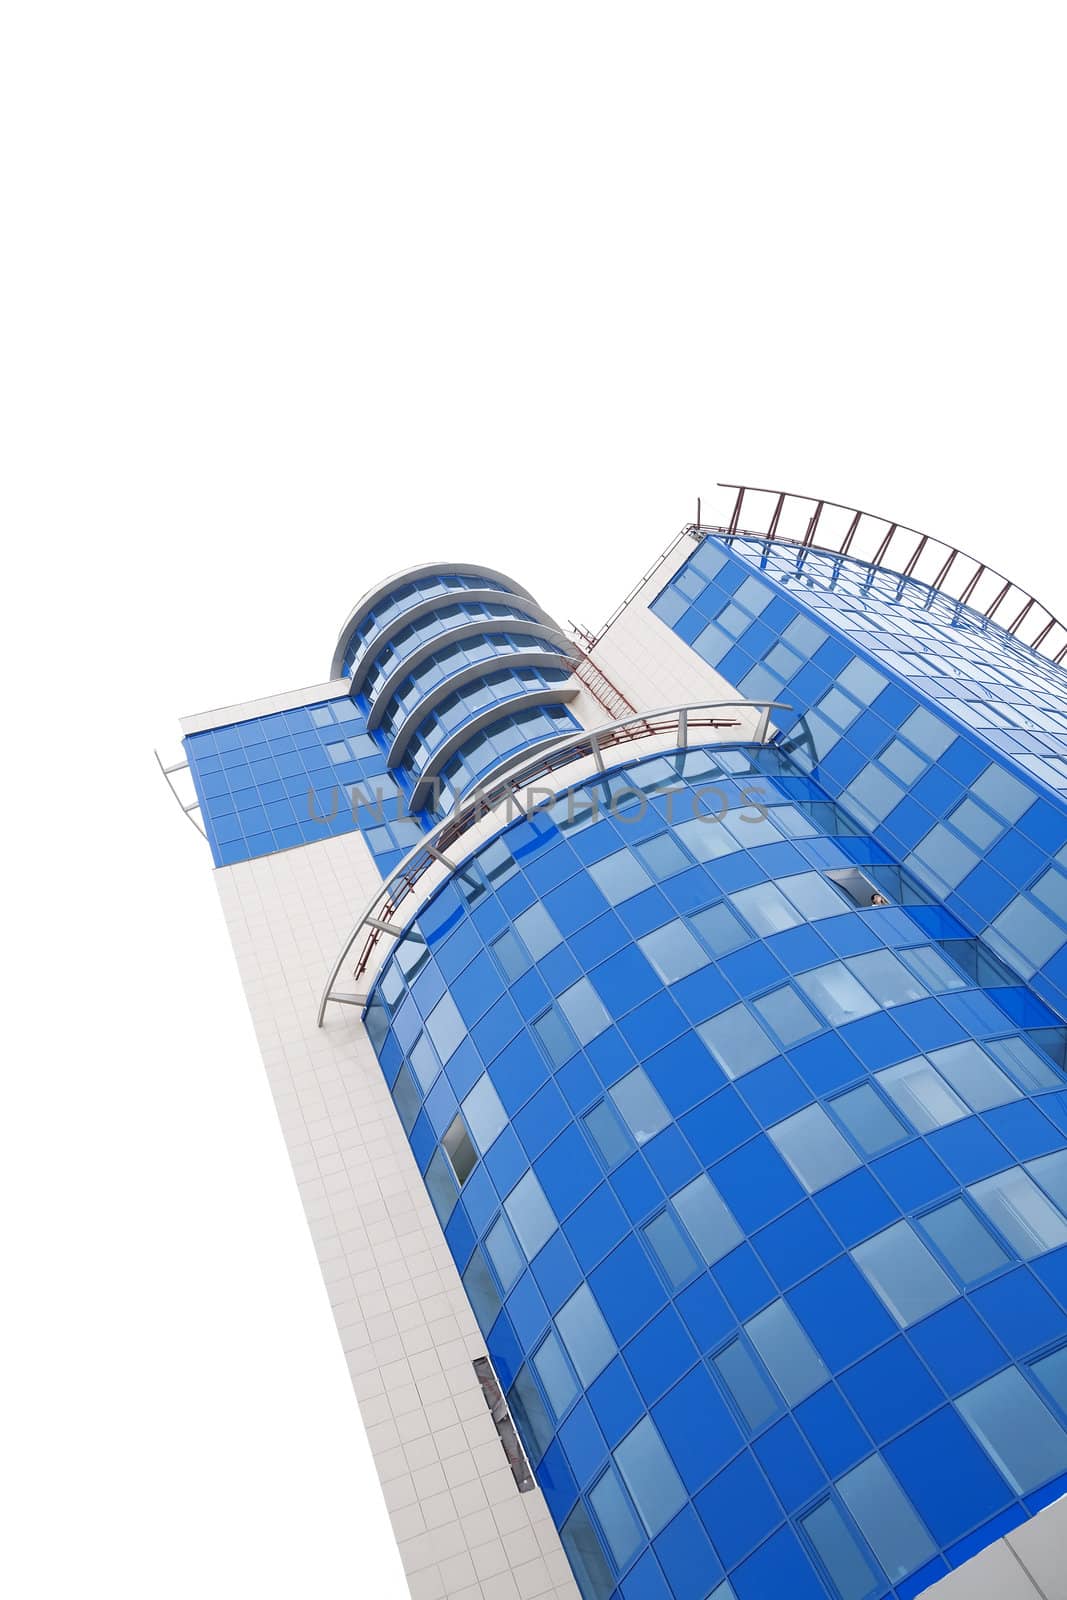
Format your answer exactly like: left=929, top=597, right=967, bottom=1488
left=505, top=1171, right=558, bottom=1258
left=589, top=849, right=653, bottom=905
left=732, top=881, right=803, bottom=936
left=847, top=950, right=926, bottom=1007
left=492, top=929, right=530, bottom=980
left=753, top=984, right=821, bottom=1047
left=699, top=1005, right=777, bottom=1078
left=426, top=992, right=465, bottom=1061
left=391, top=1061, right=421, bottom=1133
left=557, top=1284, right=616, bottom=1384
left=463, top=1074, right=508, bottom=1152
left=515, top=902, right=562, bottom=959
left=534, top=1008, right=577, bottom=1067
left=424, top=1147, right=459, bottom=1226
left=837, top=1456, right=935, bottom=1582
left=769, top=1105, right=861, bottom=1193
left=638, top=920, right=709, bottom=984
left=443, top=1114, right=478, bottom=1184
left=584, top=1100, right=633, bottom=1167
left=745, top=1299, right=830, bottom=1405
left=613, top=1417, right=687, bottom=1537
left=610, top=1067, right=671, bottom=1143
left=969, top=1168, right=1067, bottom=1258
left=533, top=1330, right=578, bottom=1418
left=957, top=1369, right=1067, bottom=1494
left=929, top=1042, right=1021, bottom=1112
left=510, top=1364, right=555, bottom=1462
left=693, top=901, right=750, bottom=956
left=853, top=1221, right=956, bottom=1327
left=674, top=1173, right=743, bottom=1264
left=801, top=1499, right=879, bottom=1600
left=560, top=977, right=612, bottom=1045
left=409, top=1032, right=442, bottom=1093
left=919, top=1198, right=1009, bottom=1285
left=797, top=964, right=878, bottom=1026
left=876, top=1057, right=968, bottom=1133
left=589, top=1468, right=642, bottom=1569
left=636, top=831, right=690, bottom=880
left=989, top=1036, right=1060, bottom=1094
left=644, top=1211, right=700, bottom=1287
left=1032, top=1346, right=1067, bottom=1415
left=714, top=1339, right=779, bottom=1430
left=462, top=1249, right=502, bottom=1336
left=1028, top=1151, right=1067, bottom=1211
left=830, top=1085, right=906, bottom=1156
left=780, top=872, right=850, bottom=921
left=485, top=1215, right=524, bottom=1291
left=898, top=944, right=967, bottom=993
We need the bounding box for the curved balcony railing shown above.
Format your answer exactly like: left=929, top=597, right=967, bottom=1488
left=316, top=699, right=790, bottom=1025
left=710, top=484, right=1067, bottom=665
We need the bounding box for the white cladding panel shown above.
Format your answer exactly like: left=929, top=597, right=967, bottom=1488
left=214, top=828, right=581, bottom=1600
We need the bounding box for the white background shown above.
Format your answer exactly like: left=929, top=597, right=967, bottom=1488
left=4, top=4, right=1065, bottom=1596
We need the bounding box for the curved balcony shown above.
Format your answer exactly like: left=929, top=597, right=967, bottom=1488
left=332, top=562, right=547, bottom=681
left=386, top=652, right=577, bottom=768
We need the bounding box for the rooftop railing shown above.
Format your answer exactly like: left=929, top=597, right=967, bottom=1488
left=708, top=484, right=1067, bottom=665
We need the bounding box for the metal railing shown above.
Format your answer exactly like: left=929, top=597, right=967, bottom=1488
left=154, top=749, right=207, bottom=838
left=589, top=486, right=1067, bottom=667
left=712, top=484, right=1067, bottom=665
left=316, top=698, right=790, bottom=1026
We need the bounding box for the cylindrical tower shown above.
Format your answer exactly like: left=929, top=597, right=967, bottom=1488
left=332, top=563, right=581, bottom=814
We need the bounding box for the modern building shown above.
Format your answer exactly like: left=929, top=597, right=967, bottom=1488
left=165, top=487, right=1067, bottom=1600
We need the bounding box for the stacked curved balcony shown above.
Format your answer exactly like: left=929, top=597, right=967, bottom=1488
left=331, top=563, right=581, bottom=816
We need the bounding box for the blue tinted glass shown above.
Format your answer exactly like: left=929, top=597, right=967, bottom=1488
left=699, top=1005, right=777, bottom=1078
left=463, top=1074, right=508, bottom=1151
left=918, top=1199, right=1008, bottom=1285
left=638, top=920, right=709, bottom=983
left=644, top=1211, right=700, bottom=1287
left=424, top=1148, right=458, bottom=1226
left=957, top=1368, right=1067, bottom=1494
left=969, top=1168, right=1067, bottom=1258
left=589, top=849, right=653, bottom=905
left=1032, top=1346, right=1067, bottom=1415
left=613, top=1417, right=687, bottom=1537
left=391, top=1062, right=421, bottom=1133
left=801, top=1500, right=879, bottom=1600
left=692, top=901, right=749, bottom=955
left=753, top=984, right=821, bottom=1047
left=1028, top=1151, right=1067, bottom=1211
left=589, top=1468, right=642, bottom=1568
left=929, top=1042, right=1020, bottom=1112
left=876, top=1057, right=968, bottom=1132
left=533, top=1331, right=578, bottom=1418
left=559, top=978, right=611, bottom=1044
left=426, top=992, right=465, bottom=1061
left=557, top=1284, right=616, bottom=1384
left=745, top=1299, right=829, bottom=1405
left=797, top=964, right=879, bottom=1025
left=674, top=1173, right=743, bottom=1264
left=584, top=1100, right=633, bottom=1167
left=830, top=1085, right=906, bottom=1155
left=853, top=1222, right=956, bottom=1326
left=769, top=1105, right=861, bottom=1193
left=610, top=1068, right=671, bottom=1143
left=462, top=1250, right=502, bottom=1335
left=714, top=1340, right=779, bottom=1430
left=505, top=1171, right=558, bottom=1258
left=563, top=1497, right=614, bottom=1600
left=515, top=902, right=562, bottom=959
left=485, top=1215, right=524, bottom=1291
left=732, top=881, right=802, bottom=936
left=837, top=1456, right=935, bottom=1582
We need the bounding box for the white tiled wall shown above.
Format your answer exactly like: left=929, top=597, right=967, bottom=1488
left=213, top=830, right=581, bottom=1600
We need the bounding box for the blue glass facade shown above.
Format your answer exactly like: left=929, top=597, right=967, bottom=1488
left=651, top=538, right=1067, bottom=1026
left=362, top=744, right=1067, bottom=1600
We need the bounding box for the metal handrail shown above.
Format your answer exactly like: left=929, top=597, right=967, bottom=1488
left=154, top=749, right=207, bottom=838
left=590, top=486, right=1067, bottom=668
left=712, top=484, right=1067, bottom=665
left=315, top=699, right=790, bottom=1026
